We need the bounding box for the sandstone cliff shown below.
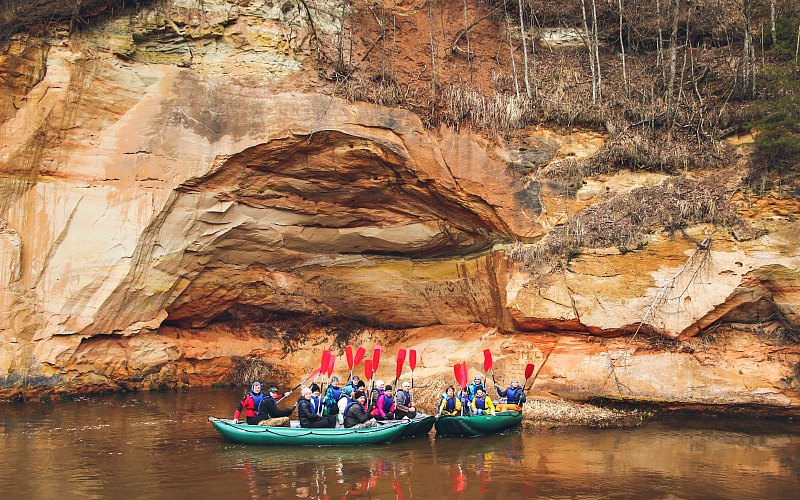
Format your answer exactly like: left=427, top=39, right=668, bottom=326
left=0, top=0, right=798, bottom=413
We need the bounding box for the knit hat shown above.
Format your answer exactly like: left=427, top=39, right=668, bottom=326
left=331, top=376, right=339, bottom=382
left=310, top=383, right=321, bottom=393
left=354, top=391, right=366, bottom=400
left=384, top=385, right=393, bottom=391
left=343, top=385, right=354, bottom=395
left=251, top=381, right=262, bottom=392
left=356, top=380, right=366, bottom=389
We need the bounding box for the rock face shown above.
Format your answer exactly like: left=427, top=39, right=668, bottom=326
left=0, top=0, right=798, bottom=412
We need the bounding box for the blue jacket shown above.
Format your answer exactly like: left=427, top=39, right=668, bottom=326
left=496, top=385, right=526, bottom=405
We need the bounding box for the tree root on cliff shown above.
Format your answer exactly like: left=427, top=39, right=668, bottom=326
left=605, top=236, right=713, bottom=393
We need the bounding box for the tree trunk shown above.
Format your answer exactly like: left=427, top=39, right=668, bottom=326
left=618, top=0, right=628, bottom=96
left=770, top=0, right=777, bottom=46
left=667, top=0, right=680, bottom=107
left=428, top=0, right=437, bottom=120
left=591, top=0, right=602, bottom=100
left=506, top=8, right=521, bottom=98
left=580, top=0, right=598, bottom=103
left=518, top=0, right=532, bottom=98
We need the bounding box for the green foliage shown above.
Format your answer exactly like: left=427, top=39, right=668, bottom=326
left=749, top=69, right=800, bottom=191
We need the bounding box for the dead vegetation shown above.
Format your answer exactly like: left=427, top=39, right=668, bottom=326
left=510, top=176, right=761, bottom=271
left=522, top=397, right=650, bottom=428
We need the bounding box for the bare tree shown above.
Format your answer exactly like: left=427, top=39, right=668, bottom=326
left=770, top=0, right=777, bottom=46
left=518, top=0, right=532, bottom=98
left=580, top=0, right=599, bottom=103
left=506, top=7, right=521, bottom=98
left=618, top=0, right=629, bottom=95
left=429, top=0, right=437, bottom=120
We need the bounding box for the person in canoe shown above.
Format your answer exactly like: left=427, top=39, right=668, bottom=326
left=297, top=386, right=336, bottom=428
left=370, top=379, right=385, bottom=405
left=459, top=387, right=473, bottom=416
left=494, top=379, right=526, bottom=411
left=345, top=375, right=360, bottom=390
left=468, top=375, right=485, bottom=400
left=471, top=387, right=496, bottom=416
left=394, top=381, right=417, bottom=419
left=309, top=383, right=323, bottom=415
left=254, top=386, right=296, bottom=426
left=233, top=381, right=265, bottom=425
left=438, top=386, right=462, bottom=416
left=373, top=384, right=396, bottom=421
left=337, top=385, right=354, bottom=425
left=323, top=376, right=344, bottom=415
left=343, top=391, right=378, bottom=428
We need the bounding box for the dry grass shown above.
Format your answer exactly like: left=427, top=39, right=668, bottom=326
left=522, top=397, right=650, bottom=428
left=443, top=84, right=531, bottom=136
left=510, top=176, right=762, bottom=271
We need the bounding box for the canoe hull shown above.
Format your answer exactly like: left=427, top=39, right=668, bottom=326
left=434, top=410, right=523, bottom=437
left=396, top=415, right=435, bottom=440
left=211, top=419, right=406, bottom=446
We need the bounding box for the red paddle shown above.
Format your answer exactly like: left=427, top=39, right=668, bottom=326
left=524, top=363, right=536, bottom=390
left=409, top=349, right=417, bottom=390
left=394, top=349, right=407, bottom=387
left=346, top=346, right=354, bottom=370
left=354, top=346, right=366, bottom=366
left=327, top=355, right=336, bottom=378
left=483, top=349, right=497, bottom=386
left=372, top=345, right=382, bottom=374
left=460, top=361, right=468, bottom=388
left=364, top=359, right=373, bottom=383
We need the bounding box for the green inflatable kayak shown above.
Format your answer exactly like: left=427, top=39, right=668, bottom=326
left=210, top=418, right=407, bottom=446
left=434, top=410, right=523, bottom=437
left=394, top=415, right=435, bottom=440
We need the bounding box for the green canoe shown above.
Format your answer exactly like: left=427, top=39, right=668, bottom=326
left=210, top=418, right=407, bottom=446
left=434, top=410, right=523, bottom=437
left=394, top=415, right=435, bottom=440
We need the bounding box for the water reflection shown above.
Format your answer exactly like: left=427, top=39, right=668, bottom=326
left=1, top=389, right=798, bottom=499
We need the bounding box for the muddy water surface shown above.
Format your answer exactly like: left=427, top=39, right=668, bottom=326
left=1, top=389, right=798, bottom=498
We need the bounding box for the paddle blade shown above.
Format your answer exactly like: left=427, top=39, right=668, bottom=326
left=364, top=359, right=373, bottom=381
left=483, top=349, right=493, bottom=373
left=320, top=350, right=331, bottom=372
left=372, top=345, right=382, bottom=372
left=327, top=355, right=336, bottom=378
left=525, top=363, right=535, bottom=380
left=454, top=364, right=463, bottom=387
left=460, top=362, right=468, bottom=387
left=395, top=349, right=407, bottom=380
left=409, top=349, right=417, bottom=371
left=346, top=346, right=354, bottom=370
left=354, top=346, right=366, bottom=366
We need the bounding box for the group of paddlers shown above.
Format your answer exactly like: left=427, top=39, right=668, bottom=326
left=231, top=374, right=527, bottom=428
left=232, top=346, right=533, bottom=428
left=232, top=375, right=417, bottom=429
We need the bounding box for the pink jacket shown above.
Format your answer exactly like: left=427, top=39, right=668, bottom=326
left=373, top=393, right=396, bottom=418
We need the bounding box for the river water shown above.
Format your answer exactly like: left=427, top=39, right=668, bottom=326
left=1, top=389, right=798, bottom=499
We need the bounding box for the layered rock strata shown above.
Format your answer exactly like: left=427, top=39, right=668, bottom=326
left=0, top=0, right=797, bottom=412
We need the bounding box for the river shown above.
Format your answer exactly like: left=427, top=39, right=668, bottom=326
left=1, top=389, right=798, bottom=499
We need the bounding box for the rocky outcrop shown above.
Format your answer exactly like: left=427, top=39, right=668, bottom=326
left=0, top=0, right=797, bottom=412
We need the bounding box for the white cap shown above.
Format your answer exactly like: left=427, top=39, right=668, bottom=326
left=376, top=380, right=385, bottom=387
left=402, top=382, right=410, bottom=388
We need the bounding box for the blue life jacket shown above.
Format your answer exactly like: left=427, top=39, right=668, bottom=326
left=344, top=400, right=361, bottom=417
left=468, top=383, right=485, bottom=399
left=250, top=392, right=264, bottom=412
left=444, top=396, right=456, bottom=411
left=310, top=395, right=320, bottom=414
left=381, top=394, right=394, bottom=412
left=505, top=386, right=524, bottom=404
left=326, top=386, right=343, bottom=403
left=398, top=389, right=412, bottom=406
left=474, top=395, right=487, bottom=410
